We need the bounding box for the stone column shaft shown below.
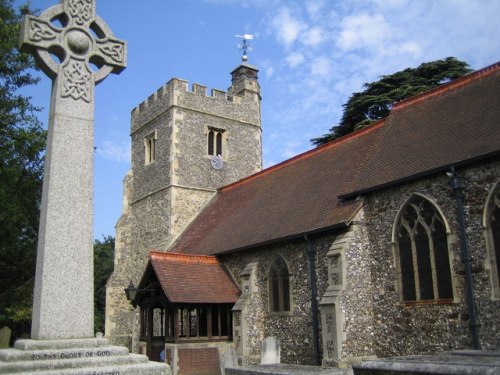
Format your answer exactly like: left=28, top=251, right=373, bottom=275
left=32, top=75, right=95, bottom=339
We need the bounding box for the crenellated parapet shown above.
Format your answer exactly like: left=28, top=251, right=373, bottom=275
left=131, top=74, right=261, bottom=135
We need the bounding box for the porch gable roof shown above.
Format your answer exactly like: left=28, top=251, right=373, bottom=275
left=149, top=251, right=240, bottom=304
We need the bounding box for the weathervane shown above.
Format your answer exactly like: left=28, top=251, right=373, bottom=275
left=236, top=34, right=254, bottom=62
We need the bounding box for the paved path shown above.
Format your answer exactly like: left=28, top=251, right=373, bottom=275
left=226, top=364, right=353, bottom=375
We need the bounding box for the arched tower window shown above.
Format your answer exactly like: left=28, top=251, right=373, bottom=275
left=269, top=256, right=290, bottom=312
left=484, top=180, right=500, bottom=299
left=207, top=127, right=225, bottom=157
left=395, top=195, right=453, bottom=302
left=144, top=131, right=157, bottom=165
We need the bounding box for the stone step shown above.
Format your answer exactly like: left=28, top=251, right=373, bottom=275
left=0, top=352, right=152, bottom=373
left=0, top=339, right=170, bottom=375
left=0, top=361, right=168, bottom=375
left=14, top=338, right=110, bottom=351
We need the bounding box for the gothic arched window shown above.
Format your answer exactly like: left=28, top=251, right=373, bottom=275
left=484, top=180, right=500, bottom=299
left=269, top=256, right=290, bottom=312
left=395, top=195, right=453, bottom=302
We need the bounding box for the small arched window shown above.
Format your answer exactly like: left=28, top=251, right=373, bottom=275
left=484, top=180, right=500, bottom=299
left=269, top=256, right=290, bottom=312
left=208, top=130, right=215, bottom=156
left=395, top=195, right=453, bottom=302
left=207, top=127, right=225, bottom=157
left=144, top=131, right=157, bottom=165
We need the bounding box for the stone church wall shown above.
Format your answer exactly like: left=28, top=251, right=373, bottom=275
left=130, top=109, right=174, bottom=202
left=174, top=108, right=261, bottom=190
left=222, top=234, right=335, bottom=365
left=363, top=159, right=500, bottom=356
left=105, top=172, right=136, bottom=348
left=222, top=220, right=380, bottom=367
left=336, top=210, right=378, bottom=365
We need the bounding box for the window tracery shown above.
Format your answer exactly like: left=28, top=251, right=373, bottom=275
left=395, top=195, right=453, bottom=302
left=269, top=255, right=291, bottom=312
left=485, top=181, right=500, bottom=299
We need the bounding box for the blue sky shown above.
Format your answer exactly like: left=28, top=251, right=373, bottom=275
left=16, top=0, right=500, bottom=239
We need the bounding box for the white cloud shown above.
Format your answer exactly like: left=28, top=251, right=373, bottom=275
left=286, top=52, right=305, bottom=68
left=265, top=66, right=275, bottom=77
left=259, top=60, right=275, bottom=78
left=398, top=42, right=421, bottom=58
left=337, top=13, right=392, bottom=52
left=97, top=141, right=130, bottom=163
left=305, top=0, right=326, bottom=20
left=310, top=56, right=331, bottom=76
left=302, top=26, right=325, bottom=47
left=271, top=7, right=306, bottom=47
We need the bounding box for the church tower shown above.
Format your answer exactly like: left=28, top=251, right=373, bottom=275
left=105, top=63, right=262, bottom=348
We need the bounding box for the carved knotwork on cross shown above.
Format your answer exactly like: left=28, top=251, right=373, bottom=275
left=20, top=0, right=126, bottom=103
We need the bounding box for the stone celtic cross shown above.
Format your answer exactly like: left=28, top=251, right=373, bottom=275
left=20, top=0, right=126, bottom=100
left=20, top=0, right=126, bottom=340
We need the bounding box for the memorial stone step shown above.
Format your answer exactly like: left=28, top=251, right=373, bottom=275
left=0, top=339, right=169, bottom=375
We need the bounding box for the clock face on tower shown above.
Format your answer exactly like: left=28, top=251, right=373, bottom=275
left=210, top=155, right=224, bottom=170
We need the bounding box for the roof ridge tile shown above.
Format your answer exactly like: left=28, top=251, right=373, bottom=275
left=220, top=118, right=387, bottom=192
left=150, top=251, right=218, bottom=264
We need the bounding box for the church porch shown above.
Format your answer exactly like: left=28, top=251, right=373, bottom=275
left=128, top=251, right=241, bottom=375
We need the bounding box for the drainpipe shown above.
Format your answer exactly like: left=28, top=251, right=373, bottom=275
left=448, top=167, right=481, bottom=349
left=304, top=235, right=321, bottom=365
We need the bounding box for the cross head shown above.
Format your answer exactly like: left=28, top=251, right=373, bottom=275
left=20, top=0, right=126, bottom=103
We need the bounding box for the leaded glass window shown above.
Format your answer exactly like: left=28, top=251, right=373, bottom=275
left=396, top=195, right=453, bottom=302
left=485, top=181, right=500, bottom=298
left=269, top=256, right=290, bottom=312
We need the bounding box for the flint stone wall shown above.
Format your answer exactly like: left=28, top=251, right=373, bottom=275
left=222, top=235, right=334, bottom=365
left=337, top=210, right=378, bottom=364
left=363, top=159, right=500, bottom=356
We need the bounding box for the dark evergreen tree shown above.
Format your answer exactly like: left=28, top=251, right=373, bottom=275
left=94, top=236, right=114, bottom=333
left=312, top=57, right=472, bottom=146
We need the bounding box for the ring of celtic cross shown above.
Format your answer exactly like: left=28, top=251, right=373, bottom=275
left=21, top=2, right=126, bottom=84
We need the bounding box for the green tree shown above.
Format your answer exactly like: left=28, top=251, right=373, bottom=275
left=0, top=0, right=45, bottom=342
left=94, top=236, right=115, bottom=333
left=311, top=57, right=472, bottom=146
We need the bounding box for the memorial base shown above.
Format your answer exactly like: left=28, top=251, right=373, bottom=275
left=0, top=338, right=170, bottom=375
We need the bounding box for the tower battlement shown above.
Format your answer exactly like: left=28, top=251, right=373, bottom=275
left=131, top=76, right=260, bottom=134
left=132, top=78, right=240, bottom=114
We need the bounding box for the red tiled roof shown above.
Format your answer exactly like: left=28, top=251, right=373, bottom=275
left=149, top=251, right=240, bottom=303
left=339, top=62, right=500, bottom=198
left=169, top=129, right=368, bottom=255
left=169, top=62, right=500, bottom=256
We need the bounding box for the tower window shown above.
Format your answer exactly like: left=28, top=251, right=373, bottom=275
left=208, top=127, right=225, bottom=157
left=144, top=131, right=157, bottom=165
